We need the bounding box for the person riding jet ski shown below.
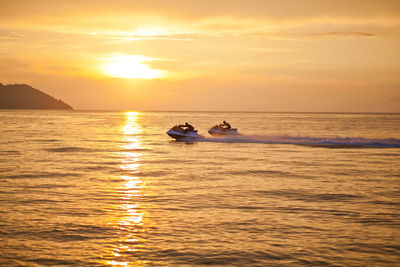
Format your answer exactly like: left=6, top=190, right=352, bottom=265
left=208, top=121, right=239, bottom=136
left=219, top=120, right=231, bottom=129
left=178, top=122, right=195, bottom=133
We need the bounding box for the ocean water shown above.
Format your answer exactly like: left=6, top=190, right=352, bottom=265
left=0, top=110, right=400, bottom=266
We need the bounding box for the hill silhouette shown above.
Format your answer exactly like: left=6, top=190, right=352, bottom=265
left=0, top=83, right=73, bottom=110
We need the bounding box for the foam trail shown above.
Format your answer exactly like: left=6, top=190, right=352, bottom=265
left=193, top=134, right=400, bottom=148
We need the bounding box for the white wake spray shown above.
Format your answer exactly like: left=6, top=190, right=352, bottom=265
left=193, top=134, right=400, bottom=148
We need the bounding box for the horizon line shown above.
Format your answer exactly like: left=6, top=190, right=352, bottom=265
left=33, top=109, right=400, bottom=114
left=1, top=108, right=400, bottom=114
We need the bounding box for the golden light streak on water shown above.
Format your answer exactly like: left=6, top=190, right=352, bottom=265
left=106, top=112, right=147, bottom=266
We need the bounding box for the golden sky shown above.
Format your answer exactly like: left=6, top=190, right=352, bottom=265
left=1, top=0, right=399, bottom=111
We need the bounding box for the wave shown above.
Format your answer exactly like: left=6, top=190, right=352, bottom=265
left=32, top=139, right=60, bottom=143
left=194, top=135, right=400, bottom=148
left=45, top=147, right=93, bottom=153
left=4, top=172, right=82, bottom=179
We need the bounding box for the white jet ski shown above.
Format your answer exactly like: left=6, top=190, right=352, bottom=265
left=166, top=125, right=204, bottom=140
left=208, top=125, right=239, bottom=136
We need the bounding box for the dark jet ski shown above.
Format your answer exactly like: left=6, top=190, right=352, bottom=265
left=208, top=125, right=239, bottom=136
left=166, top=125, right=204, bottom=140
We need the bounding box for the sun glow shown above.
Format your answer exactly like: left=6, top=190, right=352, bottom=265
left=102, top=55, right=164, bottom=79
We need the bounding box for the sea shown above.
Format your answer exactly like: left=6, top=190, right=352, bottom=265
left=0, top=110, right=400, bottom=266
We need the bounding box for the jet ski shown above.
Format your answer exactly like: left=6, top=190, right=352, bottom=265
left=166, top=125, right=204, bottom=140
left=208, top=125, right=239, bottom=136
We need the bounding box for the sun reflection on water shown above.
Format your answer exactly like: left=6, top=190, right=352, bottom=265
left=105, top=111, right=148, bottom=266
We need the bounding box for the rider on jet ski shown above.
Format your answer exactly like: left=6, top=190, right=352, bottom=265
left=219, top=120, right=231, bottom=129
left=178, top=122, right=194, bottom=133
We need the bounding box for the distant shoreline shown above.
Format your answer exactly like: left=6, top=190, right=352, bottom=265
left=0, top=83, right=73, bottom=110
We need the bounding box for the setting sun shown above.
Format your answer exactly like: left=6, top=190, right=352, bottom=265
left=101, top=55, right=164, bottom=79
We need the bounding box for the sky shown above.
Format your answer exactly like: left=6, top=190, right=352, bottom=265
left=0, top=0, right=399, bottom=112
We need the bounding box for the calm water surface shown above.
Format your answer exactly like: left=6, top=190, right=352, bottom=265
left=0, top=110, right=400, bottom=266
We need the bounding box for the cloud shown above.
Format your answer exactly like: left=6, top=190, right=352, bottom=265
left=257, top=22, right=400, bottom=40
left=0, top=56, right=31, bottom=75
left=322, top=32, right=376, bottom=38
left=88, top=32, right=196, bottom=42
left=1, top=0, right=400, bottom=36
left=1, top=0, right=400, bottom=21
left=267, top=31, right=378, bottom=40
left=0, top=29, right=25, bottom=40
